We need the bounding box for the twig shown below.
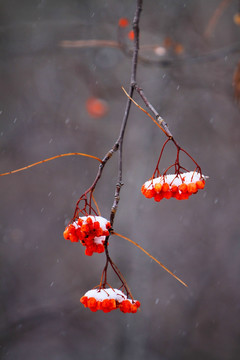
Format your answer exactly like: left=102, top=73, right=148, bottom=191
left=205, top=0, right=233, bottom=38
left=71, top=0, right=142, bottom=224
left=109, top=0, right=142, bottom=227
left=60, top=39, right=120, bottom=48
left=134, top=85, right=173, bottom=138
left=113, top=232, right=187, bottom=287
left=60, top=38, right=240, bottom=69
left=0, top=152, right=101, bottom=177
left=122, top=86, right=168, bottom=136
left=93, top=0, right=142, bottom=292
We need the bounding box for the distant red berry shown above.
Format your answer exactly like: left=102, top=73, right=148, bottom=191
left=234, top=13, right=240, bottom=25
left=118, top=18, right=129, bottom=27
left=128, top=30, right=135, bottom=41
left=86, top=97, right=108, bottom=118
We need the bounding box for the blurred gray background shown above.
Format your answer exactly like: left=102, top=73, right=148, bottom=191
left=1, top=0, right=240, bottom=359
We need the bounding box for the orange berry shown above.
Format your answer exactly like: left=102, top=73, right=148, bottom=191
left=163, top=191, right=172, bottom=199
left=88, top=244, right=95, bottom=251
left=154, top=183, right=162, bottom=193
left=80, top=296, right=88, bottom=307
left=86, top=217, right=93, bottom=225
left=196, top=180, right=205, bottom=189
left=174, top=192, right=182, bottom=200
left=77, top=218, right=83, bottom=225
left=181, top=193, right=189, bottom=200
left=187, top=183, right=197, bottom=194
left=171, top=185, right=178, bottom=193
left=102, top=308, right=111, bottom=313
left=63, top=229, right=69, bottom=240
left=135, top=300, right=141, bottom=308
left=145, top=189, right=154, bottom=198
left=109, top=299, right=117, bottom=310
left=179, top=183, right=188, bottom=193
left=85, top=247, right=93, bottom=256
left=81, top=224, right=89, bottom=233
left=131, top=304, right=138, bottom=313
left=162, top=183, right=169, bottom=192
left=84, top=237, right=92, bottom=246
left=76, top=228, right=83, bottom=238
left=96, top=244, right=104, bottom=253
left=95, top=228, right=103, bottom=237
left=101, top=299, right=113, bottom=313
left=120, top=300, right=132, bottom=313
left=106, top=222, right=111, bottom=229
left=234, top=13, right=240, bottom=25
left=101, top=299, right=110, bottom=309
left=96, top=301, right=102, bottom=310
left=154, top=193, right=163, bottom=202
left=118, top=17, right=129, bottom=27
left=128, top=30, right=134, bottom=41
left=69, top=234, right=78, bottom=242
left=68, top=224, right=76, bottom=232
left=141, top=185, right=146, bottom=195
left=94, top=221, right=100, bottom=230
left=87, top=297, right=97, bottom=310
left=131, top=304, right=139, bottom=313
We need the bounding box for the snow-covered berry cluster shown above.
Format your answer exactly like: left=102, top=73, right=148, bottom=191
left=80, top=288, right=141, bottom=313
left=63, top=215, right=111, bottom=256
left=141, top=171, right=206, bottom=202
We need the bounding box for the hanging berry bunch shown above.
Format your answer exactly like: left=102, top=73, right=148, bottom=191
left=121, top=88, right=208, bottom=205
left=142, top=171, right=206, bottom=201
left=141, top=138, right=207, bottom=202
left=64, top=215, right=111, bottom=256
left=80, top=288, right=140, bottom=314
left=61, top=181, right=146, bottom=313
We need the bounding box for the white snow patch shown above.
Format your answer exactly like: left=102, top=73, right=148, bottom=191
left=144, top=171, right=207, bottom=189
left=83, top=288, right=137, bottom=303
left=73, top=216, right=110, bottom=245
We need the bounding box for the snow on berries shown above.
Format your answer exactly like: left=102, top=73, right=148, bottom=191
left=80, top=288, right=141, bottom=313
left=141, top=171, right=207, bottom=202
left=63, top=215, right=111, bottom=256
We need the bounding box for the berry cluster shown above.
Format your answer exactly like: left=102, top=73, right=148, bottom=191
left=141, top=171, right=206, bottom=202
left=80, top=288, right=141, bottom=313
left=63, top=215, right=111, bottom=256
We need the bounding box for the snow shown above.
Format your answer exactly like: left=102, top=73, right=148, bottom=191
left=73, top=215, right=109, bottom=230
left=72, top=216, right=110, bottom=245
left=83, top=288, right=137, bottom=303
left=144, top=171, right=207, bottom=189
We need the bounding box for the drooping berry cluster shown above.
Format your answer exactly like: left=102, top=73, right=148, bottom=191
left=80, top=288, right=141, bottom=313
left=63, top=215, right=111, bottom=256
left=141, top=171, right=206, bottom=202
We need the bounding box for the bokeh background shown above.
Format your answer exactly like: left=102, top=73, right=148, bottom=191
left=1, top=0, right=240, bottom=359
